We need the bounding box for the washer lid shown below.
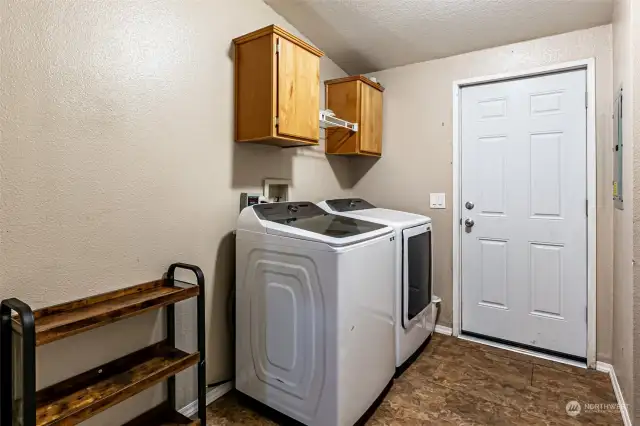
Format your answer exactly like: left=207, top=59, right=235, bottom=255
left=324, top=198, right=376, bottom=212
left=319, top=199, right=431, bottom=228
left=253, top=202, right=392, bottom=246
left=346, top=208, right=431, bottom=227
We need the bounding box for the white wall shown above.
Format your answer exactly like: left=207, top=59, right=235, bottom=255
left=353, top=25, right=614, bottom=362
left=0, top=0, right=349, bottom=423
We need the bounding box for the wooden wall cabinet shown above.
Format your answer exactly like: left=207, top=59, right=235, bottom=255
left=325, top=75, right=384, bottom=156
left=233, top=25, right=324, bottom=148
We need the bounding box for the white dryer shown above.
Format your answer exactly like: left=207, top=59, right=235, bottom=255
left=317, top=199, right=438, bottom=373
left=236, top=201, right=396, bottom=426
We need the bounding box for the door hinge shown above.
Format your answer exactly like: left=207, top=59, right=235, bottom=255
left=585, top=199, right=588, bottom=217
left=585, top=92, right=588, bottom=109
left=586, top=306, right=588, bottom=323
left=275, top=116, right=279, bottom=127
left=275, top=38, right=280, bottom=55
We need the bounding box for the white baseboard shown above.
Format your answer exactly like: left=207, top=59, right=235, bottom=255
left=434, top=324, right=453, bottom=336
left=179, top=381, right=234, bottom=418
left=596, top=362, right=632, bottom=426
left=595, top=361, right=612, bottom=373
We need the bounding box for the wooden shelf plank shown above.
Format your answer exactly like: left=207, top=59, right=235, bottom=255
left=35, top=341, right=199, bottom=426
left=12, top=279, right=199, bottom=346
left=123, top=402, right=200, bottom=426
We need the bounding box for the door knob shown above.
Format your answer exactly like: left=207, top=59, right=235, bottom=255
left=464, top=218, right=475, bottom=228
left=465, top=201, right=475, bottom=210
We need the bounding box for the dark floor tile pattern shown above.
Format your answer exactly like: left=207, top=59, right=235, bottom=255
left=206, top=334, right=623, bottom=425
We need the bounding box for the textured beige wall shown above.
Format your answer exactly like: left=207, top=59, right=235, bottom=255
left=0, top=0, right=349, bottom=423
left=612, top=0, right=636, bottom=419
left=631, top=0, right=640, bottom=421
left=354, top=25, right=614, bottom=363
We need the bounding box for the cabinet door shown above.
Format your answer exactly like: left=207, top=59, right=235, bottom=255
left=277, top=37, right=320, bottom=142
left=326, top=81, right=359, bottom=154
left=359, top=84, right=383, bottom=155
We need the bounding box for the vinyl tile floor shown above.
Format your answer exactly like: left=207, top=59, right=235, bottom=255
left=206, top=334, right=623, bottom=425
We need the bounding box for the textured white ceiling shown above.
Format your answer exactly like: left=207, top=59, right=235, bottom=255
left=264, top=0, right=613, bottom=74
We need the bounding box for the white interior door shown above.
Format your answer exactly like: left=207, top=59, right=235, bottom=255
left=460, top=70, right=587, bottom=358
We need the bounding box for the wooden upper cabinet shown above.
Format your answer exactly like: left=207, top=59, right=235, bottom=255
left=233, top=25, right=324, bottom=147
left=325, top=75, right=385, bottom=156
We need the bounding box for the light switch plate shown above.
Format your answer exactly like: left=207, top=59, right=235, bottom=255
left=430, top=193, right=446, bottom=209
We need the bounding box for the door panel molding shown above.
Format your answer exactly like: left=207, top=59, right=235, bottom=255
left=452, top=59, right=597, bottom=367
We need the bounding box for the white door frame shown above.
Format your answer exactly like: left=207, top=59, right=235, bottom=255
left=452, top=59, right=597, bottom=368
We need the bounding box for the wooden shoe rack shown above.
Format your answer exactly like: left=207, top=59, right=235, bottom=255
left=0, top=262, right=206, bottom=426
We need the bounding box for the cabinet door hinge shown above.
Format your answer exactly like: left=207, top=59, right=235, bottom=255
left=586, top=199, right=589, bottom=217
left=275, top=38, right=280, bottom=55
left=275, top=117, right=279, bottom=126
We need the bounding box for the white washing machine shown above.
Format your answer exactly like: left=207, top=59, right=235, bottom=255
left=317, top=199, right=438, bottom=373
left=236, top=201, right=396, bottom=426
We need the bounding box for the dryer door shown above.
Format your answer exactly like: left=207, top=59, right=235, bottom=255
left=402, top=224, right=432, bottom=329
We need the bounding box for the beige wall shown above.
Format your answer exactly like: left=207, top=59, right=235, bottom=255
left=0, top=0, right=349, bottom=423
left=0, top=1, right=626, bottom=422
left=354, top=25, right=614, bottom=362
left=631, top=0, right=640, bottom=421
left=612, top=0, right=636, bottom=419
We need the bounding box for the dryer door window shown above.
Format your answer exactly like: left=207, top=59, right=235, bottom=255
left=402, top=225, right=432, bottom=329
